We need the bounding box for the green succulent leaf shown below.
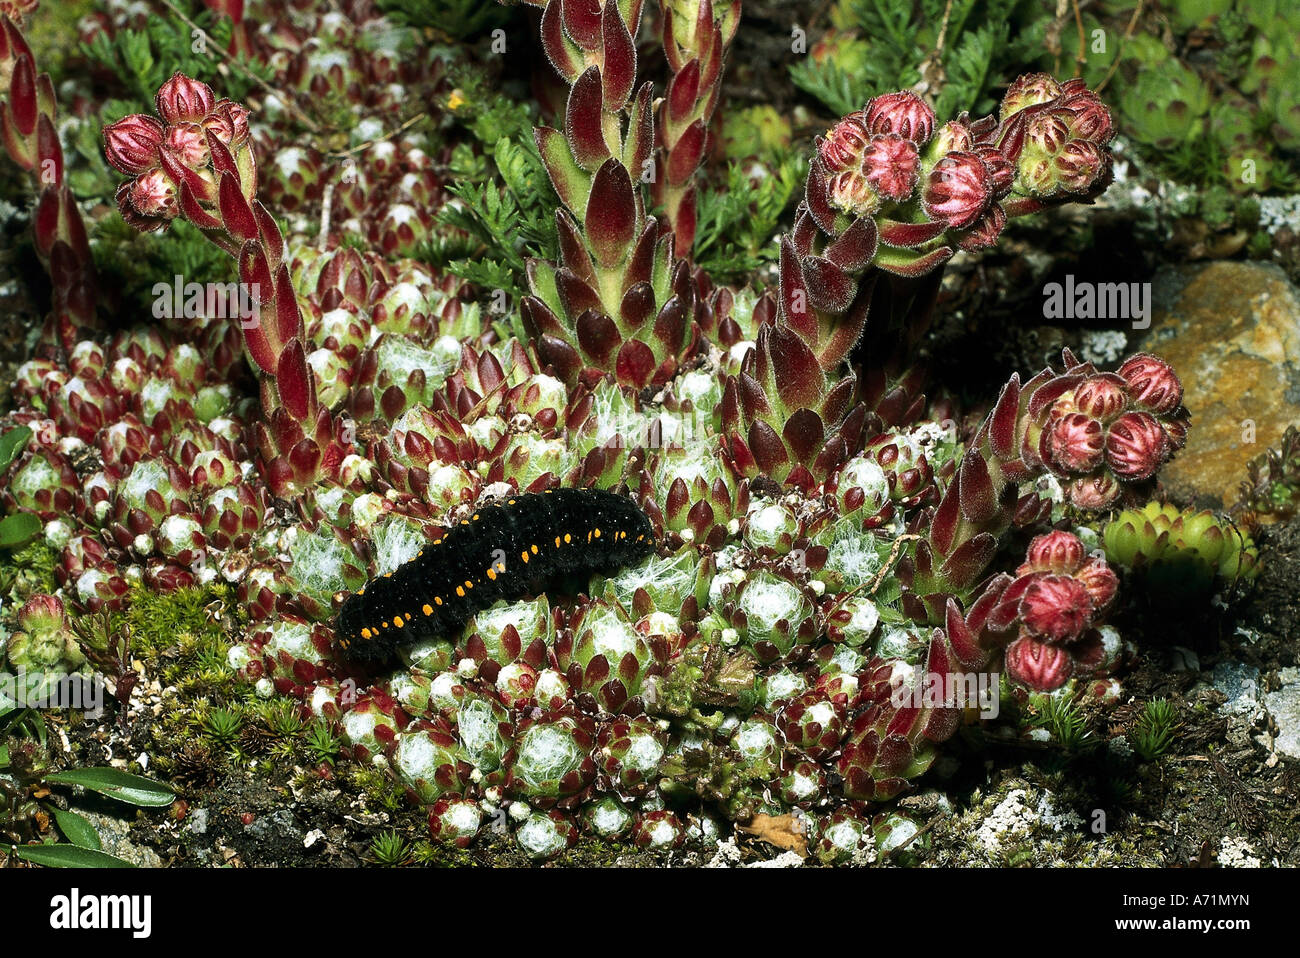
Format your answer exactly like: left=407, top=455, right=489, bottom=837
left=0, top=425, right=31, bottom=473
left=7, top=843, right=136, bottom=868
left=0, top=512, right=41, bottom=550
left=44, top=768, right=176, bottom=807
left=53, top=810, right=104, bottom=851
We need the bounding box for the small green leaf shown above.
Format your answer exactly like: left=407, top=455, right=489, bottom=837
left=45, top=768, right=176, bottom=807
left=9, top=843, right=135, bottom=868
left=0, top=512, right=41, bottom=549
left=53, top=809, right=103, bottom=851
left=0, top=425, right=32, bottom=473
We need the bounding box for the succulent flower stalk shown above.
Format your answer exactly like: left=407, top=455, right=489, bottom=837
left=902, top=349, right=1187, bottom=623
left=513, top=0, right=741, bottom=391
left=653, top=0, right=741, bottom=253
left=0, top=12, right=99, bottom=348
left=102, top=73, right=350, bottom=495
left=719, top=75, right=1117, bottom=490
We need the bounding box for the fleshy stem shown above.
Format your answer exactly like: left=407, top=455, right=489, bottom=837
left=101, top=73, right=350, bottom=495
left=652, top=0, right=740, bottom=255
left=0, top=13, right=99, bottom=350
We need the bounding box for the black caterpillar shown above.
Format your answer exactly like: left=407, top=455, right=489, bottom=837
left=333, top=488, right=655, bottom=663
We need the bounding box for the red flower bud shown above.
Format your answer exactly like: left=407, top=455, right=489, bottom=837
left=863, top=91, right=935, bottom=144
left=1004, top=634, right=1073, bottom=692
left=1059, top=88, right=1114, bottom=143
left=1074, top=556, right=1119, bottom=612
left=1066, top=473, right=1121, bottom=510
left=861, top=133, right=919, bottom=201
left=1105, top=410, right=1168, bottom=480
left=820, top=115, right=870, bottom=173
left=828, top=168, right=880, bottom=216
left=1047, top=411, right=1105, bottom=472
left=203, top=99, right=251, bottom=148
left=1020, top=573, right=1093, bottom=643
left=102, top=114, right=164, bottom=175
left=1162, top=417, right=1188, bottom=452
left=1054, top=139, right=1107, bottom=193
left=154, top=72, right=216, bottom=124
left=1072, top=374, right=1128, bottom=422
left=956, top=202, right=1006, bottom=251
left=931, top=119, right=973, bottom=154
left=125, top=168, right=178, bottom=220
left=922, top=151, right=991, bottom=229
left=1020, top=530, right=1086, bottom=576
left=975, top=145, right=1015, bottom=198
left=1117, top=353, right=1182, bottom=415
left=163, top=121, right=209, bottom=168
left=1000, top=73, right=1064, bottom=121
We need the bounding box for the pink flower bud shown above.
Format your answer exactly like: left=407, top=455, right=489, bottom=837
left=863, top=91, right=935, bottom=144
left=922, top=151, right=991, bottom=229
left=1020, top=530, right=1086, bottom=576
left=1024, top=111, right=1072, bottom=156
left=1072, top=374, right=1128, bottom=422
left=931, top=119, right=973, bottom=154
left=861, top=133, right=920, bottom=201
left=828, top=169, right=880, bottom=216
left=974, top=145, right=1015, bottom=198
left=1117, top=353, right=1182, bottom=416
left=17, top=593, right=66, bottom=634
left=1054, top=139, right=1107, bottom=193
left=1000, top=73, right=1064, bottom=121
left=1020, top=573, right=1093, bottom=643
left=1047, top=411, right=1105, bottom=472
left=820, top=115, right=870, bottom=174
left=1066, top=473, right=1121, bottom=510
left=163, top=121, right=210, bottom=168
left=956, top=202, right=1006, bottom=251
left=1004, top=634, right=1073, bottom=692
left=103, top=114, right=164, bottom=175
left=154, top=72, right=216, bottom=124
left=125, top=168, right=178, bottom=220
left=1075, top=556, right=1119, bottom=612
left=1105, top=410, right=1168, bottom=480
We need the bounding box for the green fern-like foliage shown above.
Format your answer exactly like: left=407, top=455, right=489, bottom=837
left=431, top=71, right=559, bottom=313
left=793, top=0, right=1046, bottom=118
left=376, top=0, right=515, bottom=40
left=79, top=6, right=273, bottom=113
left=694, top=157, right=806, bottom=283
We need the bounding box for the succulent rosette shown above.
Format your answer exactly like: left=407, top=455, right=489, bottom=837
left=1104, top=501, right=1258, bottom=595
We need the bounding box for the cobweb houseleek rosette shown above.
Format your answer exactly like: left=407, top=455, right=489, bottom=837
left=102, top=73, right=350, bottom=495
left=513, top=0, right=715, bottom=390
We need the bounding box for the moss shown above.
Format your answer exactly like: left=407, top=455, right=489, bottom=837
left=0, top=541, right=58, bottom=608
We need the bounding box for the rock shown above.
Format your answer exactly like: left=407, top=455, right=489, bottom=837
left=1142, top=261, right=1300, bottom=508
left=72, top=810, right=162, bottom=867
left=1212, top=661, right=1263, bottom=717
left=1263, top=666, right=1300, bottom=760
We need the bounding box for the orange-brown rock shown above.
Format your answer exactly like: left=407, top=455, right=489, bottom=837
left=1144, top=262, right=1300, bottom=508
